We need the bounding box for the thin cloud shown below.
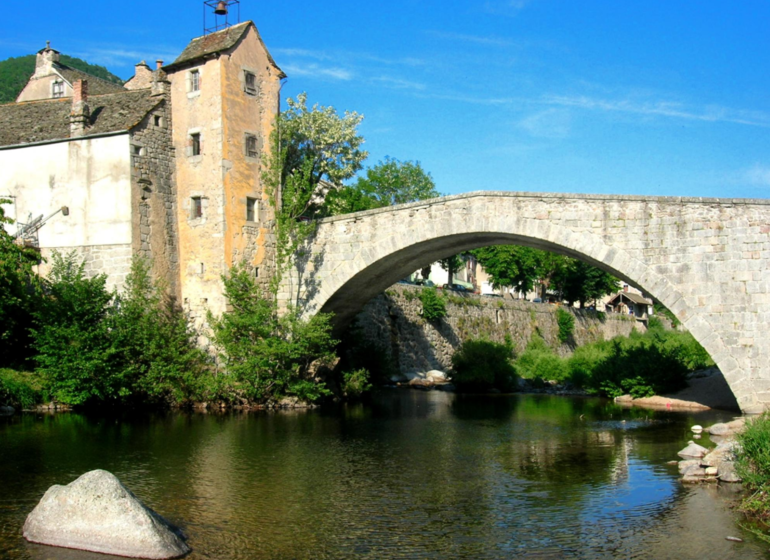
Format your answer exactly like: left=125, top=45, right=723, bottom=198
left=541, top=94, right=770, bottom=128
left=744, top=164, right=770, bottom=187
left=427, top=30, right=515, bottom=48
left=371, top=76, right=426, bottom=91
left=282, top=63, right=353, bottom=81
left=483, top=0, right=533, bottom=16
left=518, top=108, right=571, bottom=139
left=73, top=46, right=180, bottom=66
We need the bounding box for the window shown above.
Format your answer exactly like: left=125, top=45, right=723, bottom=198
left=244, top=71, right=257, bottom=95
left=190, top=133, right=201, bottom=156
left=190, top=70, right=200, bottom=92
left=52, top=81, right=64, bottom=99
left=245, top=134, right=258, bottom=158
left=154, top=115, right=161, bottom=126
left=132, top=145, right=143, bottom=156
left=191, top=196, right=203, bottom=219
left=246, top=197, right=257, bottom=222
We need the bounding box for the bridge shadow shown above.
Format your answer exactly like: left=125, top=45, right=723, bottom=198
left=287, top=224, right=326, bottom=312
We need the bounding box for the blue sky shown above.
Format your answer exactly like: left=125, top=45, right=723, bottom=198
left=2, top=1, right=769, bottom=199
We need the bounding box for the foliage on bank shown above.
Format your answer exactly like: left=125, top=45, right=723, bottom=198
left=451, top=337, right=518, bottom=392
left=515, top=321, right=712, bottom=397
left=736, top=413, right=770, bottom=520
left=0, top=369, right=46, bottom=409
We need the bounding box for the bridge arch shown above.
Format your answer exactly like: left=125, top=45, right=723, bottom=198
left=280, top=191, right=770, bottom=413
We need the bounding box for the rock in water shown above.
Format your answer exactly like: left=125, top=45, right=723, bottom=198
left=23, top=470, right=189, bottom=559
left=677, top=441, right=709, bottom=458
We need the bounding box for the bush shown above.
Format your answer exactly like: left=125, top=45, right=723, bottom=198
left=514, top=334, right=569, bottom=383
left=451, top=338, right=517, bottom=392
left=342, top=368, right=372, bottom=399
left=209, top=264, right=337, bottom=403
left=586, top=337, right=689, bottom=398
left=556, top=307, right=575, bottom=343
left=32, top=252, right=121, bottom=405
left=111, top=258, right=212, bottom=405
left=0, top=369, right=46, bottom=409
left=736, top=413, right=770, bottom=518
left=419, top=287, right=446, bottom=322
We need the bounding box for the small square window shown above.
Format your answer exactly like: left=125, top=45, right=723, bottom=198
left=245, top=134, right=258, bottom=158
left=190, top=133, right=201, bottom=156
left=154, top=115, right=161, bottom=126
left=52, top=81, right=64, bottom=99
left=132, top=145, right=143, bottom=156
left=246, top=197, right=257, bottom=222
left=244, top=71, right=257, bottom=95
left=190, top=70, right=200, bottom=92
left=191, top=196, right=203, bottom=219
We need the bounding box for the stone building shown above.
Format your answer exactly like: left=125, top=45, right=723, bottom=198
left=0, top=21, right=284, bottom=320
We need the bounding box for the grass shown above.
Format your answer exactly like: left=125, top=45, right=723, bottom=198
left=736, top=413, right=770, bottom=520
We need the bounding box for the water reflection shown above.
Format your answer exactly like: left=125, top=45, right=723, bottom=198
left=0, top=392, right=765, bottom=559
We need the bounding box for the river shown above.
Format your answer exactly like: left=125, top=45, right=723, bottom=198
left=0, top=391, right=766, bottom=559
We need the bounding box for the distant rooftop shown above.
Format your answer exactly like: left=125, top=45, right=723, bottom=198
left=0, top=90, right=162, bottom=148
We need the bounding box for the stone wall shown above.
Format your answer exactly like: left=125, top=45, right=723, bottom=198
left=349, top=284, right=646, bottom=376
left=39, top=244, right=132, bottom=293
left=129, top=96, right=179, bottom=296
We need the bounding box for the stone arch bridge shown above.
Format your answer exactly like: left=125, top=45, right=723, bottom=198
left=278, top=191, right=770, bottom=413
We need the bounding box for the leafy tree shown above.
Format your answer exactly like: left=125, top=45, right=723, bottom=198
left=439, top=254, right=464, bottom=285
left=31, top=252, right=120, bottom=405
left=0, top=54, right=123, bottom=104
left=263, top=93, right=367, bottom=292
left=209, top=264, right=337, bottom=403
left=111, top=258, right=211, bottom=405
left=551, top=259, right=618, bottom=307
left=0, top=199, right=41, bottom=368
left=472, top=245, right=617, bottom=303
left=472, top=245, right=544, bottom=293
left=325, top=157, right=440, bottom=215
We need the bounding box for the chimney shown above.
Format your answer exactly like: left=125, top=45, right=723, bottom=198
left=70, top=80, right=90, bottom=137
left=34, top=41, right=60, bottom=77
left=151, top=61, right=170, bottom=96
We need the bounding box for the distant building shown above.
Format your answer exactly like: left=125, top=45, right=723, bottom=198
left=0, top=21, right=284, bottom=323
left=605, top=286, right=654, bottom=321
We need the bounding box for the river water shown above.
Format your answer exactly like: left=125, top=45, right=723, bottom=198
left=0, top=391, right=767, bottom=560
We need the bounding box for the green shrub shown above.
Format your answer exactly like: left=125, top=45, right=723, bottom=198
left=736, top=413, right=770, bottom=518
left=451, top=338, right=517, bottom=392
left=342, top=368, right=372, bottom=398
left=556, top=307, right=575, bottom=343
left=586, top=337, right=689, bottom=398
left=209, top=264, right=336, bottom=403
left=419, top=287, right=447, bottom=322
left=0, top=369, right=46, bottom=409
left=514, top=334, right=569, bottom=383
left=32, top=252, right=121, bottom=405
left=111, top=258, right=212, bottom=405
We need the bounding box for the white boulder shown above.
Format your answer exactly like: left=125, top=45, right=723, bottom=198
left=23, top=470, right=189, bottom=559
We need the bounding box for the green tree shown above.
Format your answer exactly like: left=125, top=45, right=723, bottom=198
left=326, top=157, right=440, bottom=214
left=471, top=245, right=544, bottom=293
left=263, top=93, right=367, bottom=292
left=31, top=252, right=119, bottom=405
left=209, top=264, right=337, bottom=403
left=0, top=199, right=41, bottom=369
left=439, top=254, right=464, bottom=285
left=552, top=258, right=618, bottom=307
left=111, top=258, right=210, bottom=405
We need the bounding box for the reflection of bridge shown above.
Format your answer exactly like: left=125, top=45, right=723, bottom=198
left=279, top=191, right=770, bottom=413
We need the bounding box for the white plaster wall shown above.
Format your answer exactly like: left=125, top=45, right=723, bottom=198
left=0, top=135, right=132, bottom=247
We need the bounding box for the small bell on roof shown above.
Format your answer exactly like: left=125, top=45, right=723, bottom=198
left=214, top=1, right=228, bottom=15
